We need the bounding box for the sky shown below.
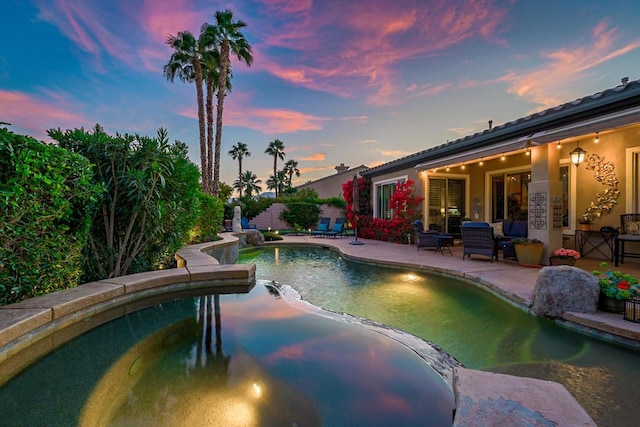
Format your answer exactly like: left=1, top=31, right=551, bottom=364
left=2, top=0, right=640, bottom=193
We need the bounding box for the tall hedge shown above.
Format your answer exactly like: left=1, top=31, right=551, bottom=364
left=49, top=125, right=202, bottom=280
left=0, top=128, right=100, bottom=305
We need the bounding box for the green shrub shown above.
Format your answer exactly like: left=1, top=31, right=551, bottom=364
left=0, top=128, right=100, bottom=304
left=279, top=202, right=321, bottom=230
left=190, top=193, right=224, bottom=243
left=232, top=196, right=275, bottom=219
left=49, top=125, right=201, bottom=280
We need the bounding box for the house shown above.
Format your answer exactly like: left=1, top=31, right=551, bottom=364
left=296, top=163, right=368, bottom=199
left=361, top=78, right=640, bottom=263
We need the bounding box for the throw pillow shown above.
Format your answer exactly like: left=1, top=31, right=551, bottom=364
left=490, top=222, right=504, bottom=237
left=627, top=221, right=640, bottom=235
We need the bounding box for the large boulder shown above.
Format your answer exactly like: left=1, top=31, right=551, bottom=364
left=531, top=266, right=599, bottom=318
left=244, top=229, right=265, bottom=246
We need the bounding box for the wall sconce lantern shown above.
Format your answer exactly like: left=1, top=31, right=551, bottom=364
left=570, top=142, right=587, bottom=166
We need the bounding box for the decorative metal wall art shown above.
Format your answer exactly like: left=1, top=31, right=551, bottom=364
left=530, top=192, right=547, bottom=229
left=582, top=153, right=620, bottom=223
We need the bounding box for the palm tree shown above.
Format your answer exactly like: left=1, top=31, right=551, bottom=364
left=164, top=31, right=210, bottom=193
left=228, top=142, right=250, bottom=197
left=203, top=9, right=253, bottom=197
left=264, top=139, right=286, bottom=197
left=239, top=170, right=262, bottom=198
left=283, top=159, right=300, bottom=187
left=266, top=170, right=287, bottom=198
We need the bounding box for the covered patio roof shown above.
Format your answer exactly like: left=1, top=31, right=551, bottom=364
left=360, top=78, right=640, bottom=177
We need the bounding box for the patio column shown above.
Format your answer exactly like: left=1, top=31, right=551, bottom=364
left=528, top=144, right=563, bottom=265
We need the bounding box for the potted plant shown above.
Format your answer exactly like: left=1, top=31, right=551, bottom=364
left=579, top=217, right=592, bottom=231
left=549, top=248, right=580, bottom=266
left=593, top=262, right=640, bottom=313
left=511, top=238, right=544, bottom=267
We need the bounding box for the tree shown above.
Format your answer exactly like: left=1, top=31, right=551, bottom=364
left=265, top=139, right=286, bottom=197
left=203, top=9, right=253, bottom=197
left=283, top=159, right=300, bottom=187
left=266, top=170, right=287, bottom=198
left=49, top=125, right=201, bottom=280
left=228, top=142, right=250, bottom=198
left=238, top=170, right=262, bottom=198
left=0, top=128, right=100, bottom=304
left=164, top=31, right=211, bottom=193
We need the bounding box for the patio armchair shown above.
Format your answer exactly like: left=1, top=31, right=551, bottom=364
left=614, top=213, right=640, bottom=266
left=310, top=217, right=331, bottom=237
left=413, top=220, right=443, bottom=252
left=460, top=223, right=496, bottom=262
left=241, top=217, right=257, bottom=230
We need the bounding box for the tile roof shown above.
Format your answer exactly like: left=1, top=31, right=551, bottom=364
left=362, top=78, right=640, bottom=177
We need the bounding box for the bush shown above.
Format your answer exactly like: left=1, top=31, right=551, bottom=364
left=232, top=196, right=275, bottom=219
left=49, top=125, right=201, bottom=280
left=190, top=193, right=224, bottom=243
left=0, top=128, right=101, bottom=304
left=279, top=202, right=321, bottom=230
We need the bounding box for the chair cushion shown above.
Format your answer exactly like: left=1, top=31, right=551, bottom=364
left=463, top=222, right=490, bottom=227
left=333, top=223, right=343, bottom=231
left=626, top=220, right=640, bottom=235
left=490, top=222, right=504, bottom=237
left=317, top=223, right=329, bottom=231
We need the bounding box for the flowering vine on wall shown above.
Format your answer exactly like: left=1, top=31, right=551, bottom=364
left=582, top=153, right=620, bottom=223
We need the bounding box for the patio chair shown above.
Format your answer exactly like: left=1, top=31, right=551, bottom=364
left=614, top=213, right=640, bottom=266
left=460, top=223, right=496, bottom=262
left=310, top=217, right=331, bottom=237
left=241, top=217, right=257, bottom=230
left=324, top=217, right=346, bottom=238
left=413, top=220, right=444, bottom=253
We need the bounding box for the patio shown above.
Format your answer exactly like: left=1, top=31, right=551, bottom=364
left=272, top=234, right=640, bottom=348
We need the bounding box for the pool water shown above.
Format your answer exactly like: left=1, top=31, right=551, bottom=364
left=0, top=284, right=453, bottom=426
left=239, top=246, right=640, bottom=427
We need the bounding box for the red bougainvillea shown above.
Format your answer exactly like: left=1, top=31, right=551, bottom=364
left=342, top=178, right=423, bottom=243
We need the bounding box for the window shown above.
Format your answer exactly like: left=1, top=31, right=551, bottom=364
left=373, top=176, right=406, bottom=219
left=489, top=165, right=572, bottom=229
left=490, top=169, right=530, bottom=221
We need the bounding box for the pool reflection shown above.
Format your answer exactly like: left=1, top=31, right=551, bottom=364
left=1, top=284, right=453, bottom=427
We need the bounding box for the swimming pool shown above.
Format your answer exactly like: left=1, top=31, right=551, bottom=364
left=0, top=282, right=454, bottom=426
left=239, top=245, right=640, bottom=427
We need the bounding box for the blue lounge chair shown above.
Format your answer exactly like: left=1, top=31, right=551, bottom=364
left=241, top=217, right=257, bottom=230
left=324, top=217, right=346, bottom=238
left=311, top=217, right=331, bottom=237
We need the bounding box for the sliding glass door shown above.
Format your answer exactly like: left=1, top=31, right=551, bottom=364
left=427, top=177, right=466, bottom=236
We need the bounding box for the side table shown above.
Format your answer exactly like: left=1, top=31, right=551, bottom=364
left=575, top=229, right=616, bottom=261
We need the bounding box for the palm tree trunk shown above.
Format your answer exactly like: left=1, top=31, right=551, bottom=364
left=212, top=40, right=230, bottom=197
left=193, top=61, right=208, bottom=193
left=238, top=158, right=243, bottom=198
left=273, top=157, right=278, bottom=198
left=206, top=77, right=214, bottom=195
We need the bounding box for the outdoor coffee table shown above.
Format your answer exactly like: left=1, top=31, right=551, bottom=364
left=434, top=234, right=454, bottom=255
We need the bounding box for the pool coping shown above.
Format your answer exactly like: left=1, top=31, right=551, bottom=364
left=0, top=233, right=255, bottom=385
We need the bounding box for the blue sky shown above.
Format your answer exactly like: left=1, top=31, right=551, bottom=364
left=1, top=0, right=639, bottom=191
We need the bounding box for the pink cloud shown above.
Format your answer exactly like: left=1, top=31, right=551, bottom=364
left=0, top=90, right=88, bottom=139
left=300, top=152, right=326, bottom=161
left=226, top=107, right=326, bottom=134
left=34, top=0, right=136, bottom=70
left=253, top=0, right=508, bottom=105
left=501, top=20, right=640, bottom=109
